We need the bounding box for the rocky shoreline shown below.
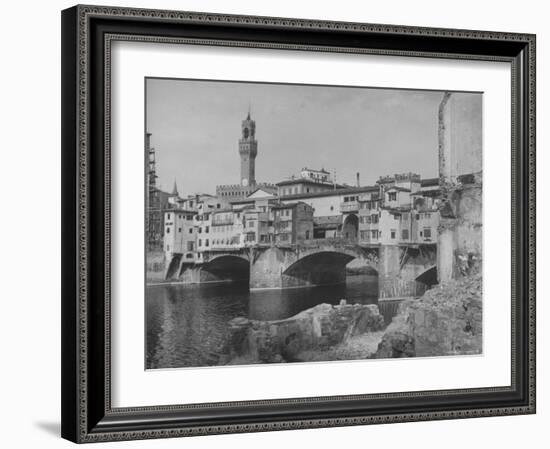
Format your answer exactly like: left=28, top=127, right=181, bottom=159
left=375, top=273, right=482, bottom=358
left=221, top=272, right=482, bottom=365
left=221, top=301, right=385, bottom=364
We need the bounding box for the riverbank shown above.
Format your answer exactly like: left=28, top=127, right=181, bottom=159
left=221, top=272, right=482, bottom=365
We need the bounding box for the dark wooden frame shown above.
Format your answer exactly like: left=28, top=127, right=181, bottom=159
left=61, top=4, right=536, bottom=443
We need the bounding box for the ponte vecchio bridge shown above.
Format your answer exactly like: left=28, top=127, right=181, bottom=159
left=166, top=238, right=438, bottom=300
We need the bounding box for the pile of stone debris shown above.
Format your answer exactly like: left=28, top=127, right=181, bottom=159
left=375, top=273, right=482, bottom=359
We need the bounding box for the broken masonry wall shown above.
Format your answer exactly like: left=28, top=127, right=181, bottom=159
left=437, top=92, right=483, bottom=282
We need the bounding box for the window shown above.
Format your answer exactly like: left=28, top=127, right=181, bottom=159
left=167, top=213, right=171, bottom=220
left=178, top=228, right=182, bottom=233
left=198, top=227, right=202, bottom=234
left=330, top=205, right=334, bottom=211
left=205, top=226, right=209, bottom=233
left=248, top=220, right=254, bottom=228
left=424, top=228, right=432, bottom=239
left=402, top=229, right=409, bottom=240
left=390, top=229, right=396, bottom=239
left=388, top=192, right=397, bottom=201
left=372, top=214, right=378, bottom=224
left=188, top=228, right=193, bottom=234
left=415, top=214, right=420, bottom=220
left=166, top=245, right=170, bottom=251
left=205, top=239, right=209, bottom=247
left=187, top=241, right=194, bottom=251
left=198, top=239, right=202, bottom=246
left=305, top=230, right=310, bottom=239
left=166, top=227, right=170, bottom=234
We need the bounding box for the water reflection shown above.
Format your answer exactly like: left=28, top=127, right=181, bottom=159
left=146, top=274, right=397, bottom=369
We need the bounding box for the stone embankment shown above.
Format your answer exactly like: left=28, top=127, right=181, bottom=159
left=375, top=273, right=482, bottom=358
left=222, top=302, right=385, bottom=364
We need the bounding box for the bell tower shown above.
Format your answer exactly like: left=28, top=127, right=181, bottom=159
left=238, top=111, right=257, bottom=187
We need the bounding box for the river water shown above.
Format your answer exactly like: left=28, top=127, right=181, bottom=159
left=146, top=274, right=400, bottom=369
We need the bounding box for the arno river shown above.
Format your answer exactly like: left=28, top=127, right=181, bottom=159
left=146, top=274, right=400, bottom=369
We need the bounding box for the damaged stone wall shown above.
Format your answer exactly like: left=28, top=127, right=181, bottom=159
left=438, top=92, right=483, bottom=282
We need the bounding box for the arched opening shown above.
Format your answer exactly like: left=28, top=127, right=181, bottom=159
left=342, top=214, right=358, bottom=242
left=283, top=251, right=355, bottom=288
left=165, top=253, right=182, bottom=280
left=202, top=255, right=250, bottom=284
left=415, top=265, right=438, bottom=295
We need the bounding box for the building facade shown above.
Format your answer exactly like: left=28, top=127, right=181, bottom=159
left=163, top=209, right=197, bottom=261
left=273, top=202, right=314, bottom=244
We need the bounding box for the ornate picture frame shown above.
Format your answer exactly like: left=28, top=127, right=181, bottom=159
left=61, top=4, right=535, bottom=443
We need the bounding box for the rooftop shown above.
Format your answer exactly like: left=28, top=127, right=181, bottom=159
left=276, top=178, right=343, bottom=187
left=163, top=208, right=197, bottom=215
left=272, top=201, right=312, bottom=210
left=420, top=178, right=439, bottom=187
left=302, top=167, right=330, bottom=174
left=386, top=186, right=411, bottom=192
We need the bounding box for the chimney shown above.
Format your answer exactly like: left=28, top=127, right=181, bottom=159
left=356, top=172, right=360, bottom=187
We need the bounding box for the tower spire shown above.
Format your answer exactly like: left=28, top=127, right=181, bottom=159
left=171, top=178, right=179, bottom=196
left=247, top=102, right=251, bottom=120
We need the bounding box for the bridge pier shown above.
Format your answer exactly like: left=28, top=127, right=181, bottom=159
left=378, top=245, right=431, bottom=299
left=249, top=247, right=290, bottom=289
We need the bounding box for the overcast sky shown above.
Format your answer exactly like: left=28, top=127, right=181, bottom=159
left=146, top=78, right=450, bottom=195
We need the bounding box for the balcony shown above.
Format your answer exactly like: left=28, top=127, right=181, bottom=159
left=211, top=218, right=234, bottom=226
left=340, top=201, right=359, bottom=213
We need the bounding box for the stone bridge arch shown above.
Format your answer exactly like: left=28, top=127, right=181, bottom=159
left=415, top=264, right=438, bottom=288
left=177, top=253, right=250, bottom=284
left=342, top=214, right=359, bottom=242
left=249, top=243, right=379, bottom=290
left=378, top=244, right=438, bottom=299
left=282, top=251, right=356, bottom=288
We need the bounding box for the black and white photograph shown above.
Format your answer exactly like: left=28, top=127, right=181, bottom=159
left=145, top=78, right=483, bottom=369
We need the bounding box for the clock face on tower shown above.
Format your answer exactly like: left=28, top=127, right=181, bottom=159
left=242, top=178, right=248, bottom=187
left=243, top=127, right=249, bottom=138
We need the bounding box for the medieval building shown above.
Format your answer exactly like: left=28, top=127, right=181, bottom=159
left=216, top=111, right=276, bottom=201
